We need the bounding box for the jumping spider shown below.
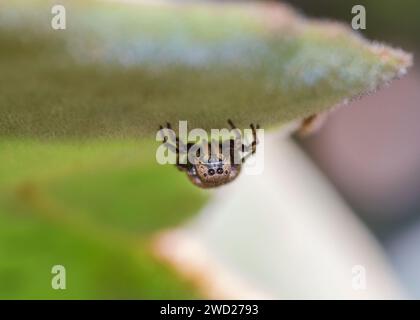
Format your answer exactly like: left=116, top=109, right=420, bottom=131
left=159, top=120, right=259, bottom=188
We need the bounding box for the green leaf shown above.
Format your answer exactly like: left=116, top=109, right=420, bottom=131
left=0, top=208, right=199, bottom=299
left=0, top=0, right=411, bottom=138
left=0, top=139, right=207, bottom=235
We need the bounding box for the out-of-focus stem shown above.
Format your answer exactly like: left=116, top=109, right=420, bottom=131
left=155, top=132, right=405, bottom=299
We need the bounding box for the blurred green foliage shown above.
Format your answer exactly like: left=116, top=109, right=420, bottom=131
left=0, top=140, right=206, bottom=298
left=287, top=0, right=420, bottom=49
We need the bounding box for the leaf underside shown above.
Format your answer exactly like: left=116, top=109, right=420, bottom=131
left=0, top=0, right=411, bottom=138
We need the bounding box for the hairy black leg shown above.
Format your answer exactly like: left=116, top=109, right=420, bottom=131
left=229, top=139, right=234, bottom=163
left=227, top=119, right=236, bottom=129
left=159, top=123, right=178, bottom=151
left=241, top=123, right=260, bottom=163
left=228, top=119, right=247, bottom=153
left=159, top=123, right=188, bottom=171
left=166, top=122, right=182, bottom=147
left=250, top=123, right=259, bottom=154
left=159, top=125, right=168, bottom=143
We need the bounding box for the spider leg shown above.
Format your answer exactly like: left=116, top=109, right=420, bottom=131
left=165, top=122, right=181, bottom=147
left=241, top=152, right=253, bottom=163
left=249, top=123, right=259, bottom=154
left=159, top=123, right=188, bottom=171
left=229, top=139, right=241, bottom=164
left=227, top=119, right=247, bottom=153
left=241, top=123, right=260, bottom=163
left=227, top=119, right=237, bottom=130
left=159, top=125, right=168, bottom=143
left=159, top=124, right=178, bottom=151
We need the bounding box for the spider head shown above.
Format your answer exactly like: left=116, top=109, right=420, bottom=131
left=195, top=156, right=233, bottom=187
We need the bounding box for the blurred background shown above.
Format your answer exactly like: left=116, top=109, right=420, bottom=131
left=285, top=0, right=420, bottom=297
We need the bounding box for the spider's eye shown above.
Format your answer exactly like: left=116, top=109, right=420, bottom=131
left=216, top=168, right=224, bottom=175
left=208, top=169, right=215, bottom=176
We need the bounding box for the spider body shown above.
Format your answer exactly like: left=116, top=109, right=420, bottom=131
left=188, top=145, right=241, bottom=188
left=159, top=120, right=259, bottom=189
